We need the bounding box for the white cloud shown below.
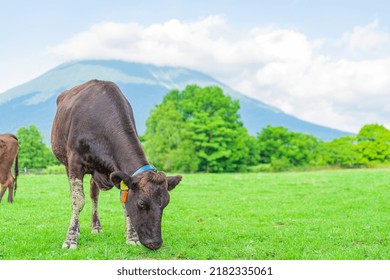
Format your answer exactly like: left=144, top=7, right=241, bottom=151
left=49, top=16, right=228, bottom=70
left=48, top=17, right=390, bottom=133
left=341, top=20, right=389, bottom=53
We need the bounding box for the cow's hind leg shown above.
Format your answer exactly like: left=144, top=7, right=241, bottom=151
left=63, top=176, right=86, bottom=249
left=0, top=184, right=6, bottom=203
left=123, top=207, right=140, bottom=245
left=6, top=181, right=14, bottom=203
left=90, top=178, right=102, bottom=233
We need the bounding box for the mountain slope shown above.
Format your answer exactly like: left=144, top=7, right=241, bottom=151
left=0, top=60, right=352, bottom=143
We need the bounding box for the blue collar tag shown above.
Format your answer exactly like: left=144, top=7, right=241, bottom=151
left=132, top=164, right=157, bottom=177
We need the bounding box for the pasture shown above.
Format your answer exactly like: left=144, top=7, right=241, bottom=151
left=0, top=168, right=389, bottom=260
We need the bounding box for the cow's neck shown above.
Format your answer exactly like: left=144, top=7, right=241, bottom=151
left=113, top=132, right=149, bottom=176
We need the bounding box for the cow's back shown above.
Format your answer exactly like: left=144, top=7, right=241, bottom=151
left=51, top=79, right=139, bottom=169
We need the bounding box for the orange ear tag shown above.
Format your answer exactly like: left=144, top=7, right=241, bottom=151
left=121, top=190, right=128, bottom=203
left=120, top=181, right=129, bottom=203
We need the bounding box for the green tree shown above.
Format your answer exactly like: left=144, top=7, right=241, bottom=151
left=355, top=124, right=390, bottom=165
left=321, top=136, right=359, bottom=167
left=16, top=125, right=58, bottom=169
left=257, top=126, right=291, bottom=164
left=310, top=124, right=390, bottom=168
left=143, top=85, right=258, bottom=172
left=256, top=126, right=320, bottom=170
left=143, top=99, right=196, bottom=171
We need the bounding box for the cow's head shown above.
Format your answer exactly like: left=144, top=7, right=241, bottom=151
left=110, top=170, right=182, bottom=250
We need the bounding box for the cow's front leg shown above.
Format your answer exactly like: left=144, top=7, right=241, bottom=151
left=123, top=208, right=140, bottom=245
left=0, top=176, right=13, bottom=203
left=90, top=178, right=102, bottom=233
left=63, top=178, right=85, bottom=249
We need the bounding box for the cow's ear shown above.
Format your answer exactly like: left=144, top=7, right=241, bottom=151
left=110, top=171, right=133, bottom=189
left=167, top=175, right=182, bottom=191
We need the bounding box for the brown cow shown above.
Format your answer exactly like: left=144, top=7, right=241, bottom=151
left=51, top=80, right=182, bottom=250
left=0, top=134, right=19, bottom=203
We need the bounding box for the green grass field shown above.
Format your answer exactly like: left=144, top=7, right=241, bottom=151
left=0, top=168, right=389, bottom=260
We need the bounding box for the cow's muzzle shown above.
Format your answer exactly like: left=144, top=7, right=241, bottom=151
left=144, top=240, right=162, bottom=250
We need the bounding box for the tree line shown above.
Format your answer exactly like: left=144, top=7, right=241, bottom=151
left=15, top=85, right=390, bottom=173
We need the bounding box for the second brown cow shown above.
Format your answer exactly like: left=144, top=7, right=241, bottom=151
left=0, top=134, right=19, bottom=203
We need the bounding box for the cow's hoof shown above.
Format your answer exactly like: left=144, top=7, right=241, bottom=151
left=91, top=221, right=102, bottom=234
left=91, top=227, right=103, bottom=234
left=62, top=240, right=78, bottom=249
left=126, top=239, right=141, bottom=246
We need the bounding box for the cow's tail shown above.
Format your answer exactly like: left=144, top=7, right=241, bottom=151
left=13, top=151, right=19, bottom=198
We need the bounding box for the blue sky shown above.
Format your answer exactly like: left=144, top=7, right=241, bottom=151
left=1, top=0, right=390, bottom=133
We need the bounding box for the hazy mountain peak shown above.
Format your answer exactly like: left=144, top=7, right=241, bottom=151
left=0, top=59, right=353, bottom=142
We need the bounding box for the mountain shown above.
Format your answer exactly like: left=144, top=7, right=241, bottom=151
left=0, top=60, right=352, bottom=143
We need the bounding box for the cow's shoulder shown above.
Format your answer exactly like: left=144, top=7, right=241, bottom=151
left=0, top=134, right=17, bottom=144
left=56, top=79, right=119, bottom=106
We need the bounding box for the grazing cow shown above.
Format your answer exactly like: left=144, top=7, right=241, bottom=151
left=0, top=134, right=19, bottom=203
left=51, top=80, right=182, bottom=250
